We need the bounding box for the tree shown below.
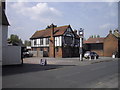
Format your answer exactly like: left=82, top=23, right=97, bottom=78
left=97, top=35, right=100, bottom=38
left=8, top=34, right=23, bottom=46
left=94, top=35, right=96, bottom=38
left=24, top=40, right=31, bottom=46
left=90, top=35, right=94, bottom=38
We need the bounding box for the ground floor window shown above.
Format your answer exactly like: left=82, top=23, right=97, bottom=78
left=40, top=48, right=43, bottom=51
left=55, top=47, right=59, bottom=52
left=33, top=48, right=37, bottom=51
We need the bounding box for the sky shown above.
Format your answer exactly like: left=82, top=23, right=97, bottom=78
left=6, top=1, right=118, bottom=41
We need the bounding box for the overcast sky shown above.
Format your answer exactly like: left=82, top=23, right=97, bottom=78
left=6, top=1, right=118, bottom=41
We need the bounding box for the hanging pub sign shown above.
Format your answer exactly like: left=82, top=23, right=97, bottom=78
left=78, top=28, right=84, bottom=37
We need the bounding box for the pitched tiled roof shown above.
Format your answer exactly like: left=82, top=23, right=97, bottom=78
left=30, top=25, right=79, bottom=39
left=84, top=37, right=105, bottom=44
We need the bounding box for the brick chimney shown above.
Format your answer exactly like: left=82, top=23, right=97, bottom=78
left=51, top=23, right=54, bottom=37
left=49, top=23, right=55, bottom=57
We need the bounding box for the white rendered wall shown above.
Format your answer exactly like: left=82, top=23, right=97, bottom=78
left=0, top=25, right=8, bottom=62
left=2, top=25, right=8, bottom=47
left=32, top=36, right=62, bottom=47
left=2, top=25, right=21, bottom=65
left=31, top=40, right=34, bottom=47
left=0, top=25, right=2, bottom=62
left=2, top=46, right=21, bottom=65
left=31, top=38, right=49, bottom=47
left=55, top=36, right=62, bottom=47
left=0, top=23, right=1, bottom=90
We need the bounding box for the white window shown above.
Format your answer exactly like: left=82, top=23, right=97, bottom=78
left=40, top=38, right=43, bottom=45
left=46, top=38, right=49, bottom=45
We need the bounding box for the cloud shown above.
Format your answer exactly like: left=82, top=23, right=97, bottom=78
left=10, top=2, right=62, bottom=23
left=99, top=23, right=114, bottom=30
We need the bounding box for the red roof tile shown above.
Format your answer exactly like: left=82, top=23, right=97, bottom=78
left=84, top=37, right=105, bottom=44
left=30, top=25, right=69, bottom=39
left=30, top=25, right=79, bottom=39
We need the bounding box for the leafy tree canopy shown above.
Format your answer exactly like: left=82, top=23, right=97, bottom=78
left=89, top=35, right=100, bottom=38
left=24, top=40, right=31, bottom=46
left=8, top=34, right=23, bottom=46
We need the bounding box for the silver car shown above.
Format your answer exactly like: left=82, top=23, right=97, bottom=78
left=84, top=51, right=99, bottom=59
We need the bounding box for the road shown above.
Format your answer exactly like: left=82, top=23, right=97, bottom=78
left=2, top=58, right=118, bottom=88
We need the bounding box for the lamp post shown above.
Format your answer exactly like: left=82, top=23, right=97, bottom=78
left=78, top=28, right=84, bottom=61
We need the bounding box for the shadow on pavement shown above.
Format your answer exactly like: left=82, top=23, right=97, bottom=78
left=2, top=64, right=75, bottom=76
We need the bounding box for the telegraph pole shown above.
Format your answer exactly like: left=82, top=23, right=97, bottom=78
left=78, top=28, right=84, bottom=61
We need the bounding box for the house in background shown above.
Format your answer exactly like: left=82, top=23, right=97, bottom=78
left=84, top=37, right=104, bottom=56
left=30, top=24, right=80, bottom=58
left=0, top=1, right=22, bottom=65
left=84, top=30, right=120, bottom=57
left=104, top=30, right=120, bottom=57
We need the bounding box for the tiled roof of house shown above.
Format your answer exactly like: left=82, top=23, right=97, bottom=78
left=105, top=30, right=120, bottom=40
left=84, top=37, right=105, bottom=44
left=30, top=25, right=79, bottom=39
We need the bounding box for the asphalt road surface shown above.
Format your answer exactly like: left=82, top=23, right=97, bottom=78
left=2, top=58, right=118, bottom=88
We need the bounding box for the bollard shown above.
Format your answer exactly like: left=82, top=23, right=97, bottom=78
left=44, top=59, right=47, bottom=66
left=89, top=56, right=91, bottom=60
left=94, top=56, right=96, bottom=60
left=40, top=59, right=42, bottom=65
left=112, top=54, right=115, bottom=58
left=40, top=59, right=47, bottom=66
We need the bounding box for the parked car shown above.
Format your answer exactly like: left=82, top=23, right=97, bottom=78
left=22, top=47, right=33, bottom=58
left=84, top=51, right=99, bottom=59
left=23, top=51, right=33, bottom=57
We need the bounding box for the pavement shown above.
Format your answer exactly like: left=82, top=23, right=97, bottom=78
left=23, top=57, right=119, bottom=66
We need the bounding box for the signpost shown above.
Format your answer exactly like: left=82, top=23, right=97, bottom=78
left=78, top=28, right=84, bottom=61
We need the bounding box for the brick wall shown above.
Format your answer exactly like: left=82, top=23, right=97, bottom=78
left=62, top=46, right=72, bottom=58
left=62, top=46, right=79, bottom=58
left=49, top=24, right=55, bottom=57
left=104, top=33, right=118, bottom=57
left=49, top=37, right=55, bottom=57
left=55, top=47, right=62, bottom=58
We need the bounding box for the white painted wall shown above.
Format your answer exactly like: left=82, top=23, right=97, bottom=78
left=31, top=38, right=49, bottom=47
left=2, top=46, right=21, bottom=65
left=55, top=36, right=62, bottom=46
left=0, top=25, right=8, bottom=62
left=0, top=25, right=2, bottom=62
left=0, top=25, right=1, bottom=90
left=2, top=25, right=8, bottom=47
left=31, top=40, right=34, bottom=47
left=31, top=36, right=63, bottom=47
left=1, top=25, right=21, bottom=65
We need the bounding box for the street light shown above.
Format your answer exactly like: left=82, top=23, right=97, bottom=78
left=78, top=28, right=84, bottom=61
